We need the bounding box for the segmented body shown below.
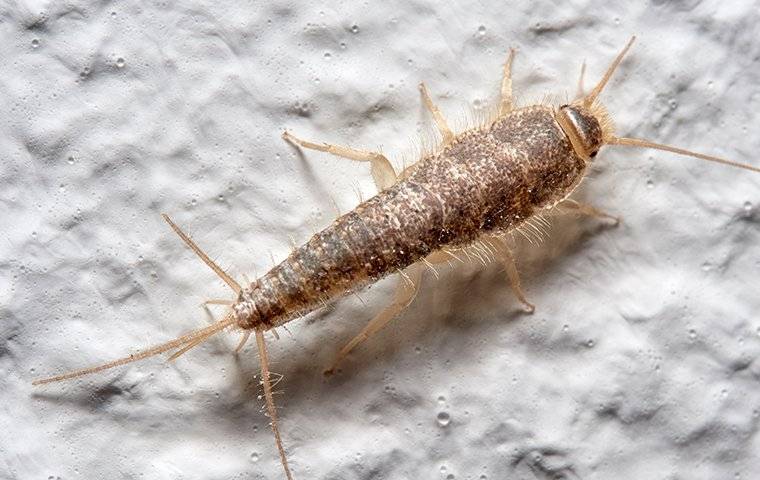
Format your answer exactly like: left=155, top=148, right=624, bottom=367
left=234, top=105, right=590, bottom=329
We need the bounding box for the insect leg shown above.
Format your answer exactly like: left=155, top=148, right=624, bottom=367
left=282, top=130, right=397, bottom=191
left=418, top=82, right=454, bottom=143
left=234, top=330, right=252, bottom=354
left=203, top=298, right=233, bottom=306
left=324, top=264, right=423, bottom=375
left=491, top=237, right=535, bottom=313
left=560, top=199, right=620, bottom=225
left=425, top=249, right=457, bottom=266
left=575, top=60, right=587, bottom=100
left=397, top=162, right=420, bottom=181
left=396, top=78, right=460, bottom=179
left=499, top=48, right=517, bottom=115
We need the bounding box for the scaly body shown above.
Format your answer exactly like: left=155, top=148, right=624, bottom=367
left=236, top=105, right=586, bottom=329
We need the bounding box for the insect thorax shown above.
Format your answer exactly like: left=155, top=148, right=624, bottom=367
left=436, top=105, right=589, bottom=232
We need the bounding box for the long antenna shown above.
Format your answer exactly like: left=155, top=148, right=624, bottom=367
left=584, top=36, right=636, bottom=107
left=609, top=136, right=760, bottom=173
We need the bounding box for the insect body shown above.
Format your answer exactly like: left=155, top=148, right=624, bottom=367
left=240, top=104, right=592, bottom=331
left=33, top=37, right=760, bottom=479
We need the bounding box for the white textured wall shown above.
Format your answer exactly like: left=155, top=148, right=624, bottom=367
left=2, top=1, right=759, bottom=479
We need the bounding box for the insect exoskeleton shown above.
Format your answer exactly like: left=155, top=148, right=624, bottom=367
left=33, top=36, right=760, bottom=480
left=555, top=103, right=609, bottom=160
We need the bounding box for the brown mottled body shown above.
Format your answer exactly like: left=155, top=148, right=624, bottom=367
left=235, top=105, right=588, bottom=329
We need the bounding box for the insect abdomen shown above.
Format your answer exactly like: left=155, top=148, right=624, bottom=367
left=238, top=106, right=587, bottom=328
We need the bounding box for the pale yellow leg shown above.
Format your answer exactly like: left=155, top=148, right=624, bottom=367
left=425, top=250, right=451, bottom=265
left=420, top=248, right=466, bottom=277
left=575, top=60, right=587, bottom=100
left=203, top=299, right=233, bottom=306
left=423, top=249, right=453, bottom=274
left=492, top=237, right=535, bottom=313
left=561, top=199, right=620, bottom=225
left=282, top=130, right=397, bottom=191
left=398, top=162, right=420, bottom=180
left=499, top=48, right=517, bottom=115
left=235, top=331, right=251, bottom=354
left=418, top=82, right=454, bottom=144
left=324, top=264, right=423, bottom=375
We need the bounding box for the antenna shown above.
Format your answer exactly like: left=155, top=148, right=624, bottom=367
left=584, top=36, right=636, bottom=107
left=609, top=136, right=760, bottom=173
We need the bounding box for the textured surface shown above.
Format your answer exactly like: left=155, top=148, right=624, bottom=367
left=2, top=1, right=760, bottom=479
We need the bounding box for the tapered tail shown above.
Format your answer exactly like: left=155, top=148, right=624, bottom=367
left=32, top=313, right=237, bottom=386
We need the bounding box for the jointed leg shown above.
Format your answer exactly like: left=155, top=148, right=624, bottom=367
left=235, top=330, right=252, bottom=354
left=418, top=82, right=454, bottom=144
left=575, top=60, right=587, bottom=100
left=282, top=130, right=397, bottom=191
left=324, top=264, right=423, bottom=375
left=499, top=48, right=517, bottom=115
left=491, top=237, right=535, bottom=313
left=203, top=299, right=233, bottom=306
left=398, top=162, right=419, bottom=181
left=560, top=199, right=620, bottom=225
